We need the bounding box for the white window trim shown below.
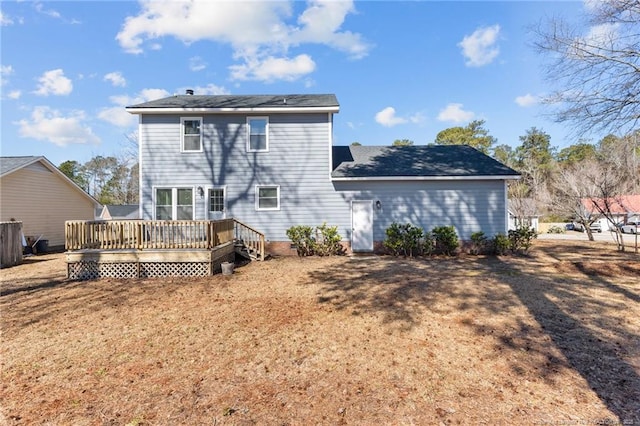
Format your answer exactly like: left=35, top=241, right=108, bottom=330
left=205, top=185, right=227, bottom=219
left=180, top=117, right=203, bottom=153
left=153, top=186, right=195, bottom=220
left=255, top=185, right=280, bottom=211
left=246, top=116, right=269, bottom=152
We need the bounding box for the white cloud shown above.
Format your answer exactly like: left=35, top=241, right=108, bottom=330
left=1, top=65, right=14, bottom=85
left=98, top=88, right=171, bottom=127
left=17, top=106, right=100, bottom=146
left=375, top=107, right=408, bottom=127
left=7, top=90, right=21, bottom=100
left=292, top=1, right=371, bottom=59
left=515, top=93, right=538, bottom=107
left=374, top=107, right=425, bottom=127
left=229, top=54, right=315, bottom=82
left=458, top=25, right=501, bottom=67
left=34, top=2, right=62, bottom=19
left=116, top=0, right=370, bottom=82
left=1, top=11, right=14, bottom=25
left=178, top=84, right=229, bottom=96
left=104, top=71, right=126, bottom=87
left=584, top=23, right=618, bottom=48
left=189, top=56, right=207, bottom=72
left=34, top=69, right=73, bottom=96
left=437, top=103, right=475, bottom=123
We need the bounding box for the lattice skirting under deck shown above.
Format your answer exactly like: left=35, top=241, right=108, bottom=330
left=67, top=261, right=216, bottom=280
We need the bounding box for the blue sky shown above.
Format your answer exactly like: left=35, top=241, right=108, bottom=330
left=1, top=1, right=589, bottom=167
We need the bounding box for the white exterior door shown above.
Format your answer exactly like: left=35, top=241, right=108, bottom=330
left=352, top=200, right=374, bottom=252
left=207, top=187, right=226, bottom=220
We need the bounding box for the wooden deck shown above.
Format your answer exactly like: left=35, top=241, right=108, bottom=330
left=65, top=219, right=264, bottom=279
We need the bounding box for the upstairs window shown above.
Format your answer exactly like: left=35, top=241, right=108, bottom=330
left=247, top=117, right=268, bottom=152
left=256, top=185, right=280, bottom=210
left=181, top=117, right=203, bottom=152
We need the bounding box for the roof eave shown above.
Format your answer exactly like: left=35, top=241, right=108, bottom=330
left=331, top=175, right=521, bottom=181
left=126, top=106, right=340, bottom=115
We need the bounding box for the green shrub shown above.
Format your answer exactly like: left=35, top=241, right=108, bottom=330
left=547, top=225, right=565, bottom=234
left=508, top=226, right=537, bottom=254
left=384, top=222, right=424, bottom=257
left=432, top=225, right=458, bottom=256
left=493, top=233, right=509, bottom=256
left=286, top=225, right=315, bottom=256
left=315, top=222, right=344, bottom=256
left=286, top=224, right=343, bottom=256
left=422, top=232, right=435, bottom=256
left=469, top=231, right=489, bottom=255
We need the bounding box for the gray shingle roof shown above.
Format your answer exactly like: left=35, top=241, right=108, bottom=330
left=103, top=204, right=139, bottom=219
left=0, top=156, right=41, bottom=176
left=331, top=145, right=520, bottom=179
left=127, top=94, right=339, bottom=110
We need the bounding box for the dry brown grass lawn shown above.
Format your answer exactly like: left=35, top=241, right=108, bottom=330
left=1, top=240, right=639, bottom=425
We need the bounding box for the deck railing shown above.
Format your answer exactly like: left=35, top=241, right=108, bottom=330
left=65, top=218, right=265, bottom=260
left=234, top=219, right=266, bottom=261
left=65, top=219, right=235, bottom=251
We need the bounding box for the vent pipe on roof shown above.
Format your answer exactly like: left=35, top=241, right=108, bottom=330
left=186, top=89, right=194, bottom=95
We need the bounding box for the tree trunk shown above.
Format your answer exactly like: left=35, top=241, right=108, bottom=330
left=585, top=228, right=594, bottom=241
left=612, top=228, right=626, bottom=252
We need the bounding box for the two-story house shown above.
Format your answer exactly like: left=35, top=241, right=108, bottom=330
left=126, top=92, right=520, bottom=255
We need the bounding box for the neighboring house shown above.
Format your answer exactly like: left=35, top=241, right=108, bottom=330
left=508, top=198, right=539, bottom=232
left=0, top=156, right=101, bottom=250
left=98, top=204, right=140, bottom=220
left=126, top=93, right=520, bottom=254
left=582, top=194, right=640, bottom=230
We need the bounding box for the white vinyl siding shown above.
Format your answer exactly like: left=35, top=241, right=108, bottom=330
left=0, top=163, right=96, bottom=247
left=247, top=117, right=268, bottom=152
left=181, top=117, right=203, bottom=152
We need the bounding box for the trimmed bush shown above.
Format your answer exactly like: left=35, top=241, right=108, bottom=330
left=422, top=232, right=435, bottom=256
left=315, top=222, right=344, bottom=256
left=286, top=225, right=315, bottom=256
left=508, top=226, right=537, bottom=254
left=469, top=231, right=489, bottom=255
left=384, top=222, right=424, bottom=257
left=493, top=233, right=509, bottom=256
left=286, top=224, right=343, bottom=257
left=432, top=225, right=458, bottom=256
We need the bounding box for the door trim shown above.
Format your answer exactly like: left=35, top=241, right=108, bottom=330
left=351, top=200, right=374, bottom=252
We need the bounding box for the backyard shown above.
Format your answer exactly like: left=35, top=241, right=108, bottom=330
left=1, top=240, right=639, bottom=425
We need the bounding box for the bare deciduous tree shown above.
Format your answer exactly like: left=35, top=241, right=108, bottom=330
left=533, top=0, right=640, bottom=136
left=549, top=158, right=631, bottom=250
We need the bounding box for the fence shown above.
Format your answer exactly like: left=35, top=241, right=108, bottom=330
left=1, top=221, right=23, bottom=268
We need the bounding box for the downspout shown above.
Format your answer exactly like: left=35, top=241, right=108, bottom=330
left=137, top=115, right=143, bottom=219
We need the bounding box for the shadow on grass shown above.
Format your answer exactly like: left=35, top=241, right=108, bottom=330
left=307, top=249, right=640, bottom=423
left=494, top=254, right=640, bottom=424
left=1, top=277, right=72, bottom=297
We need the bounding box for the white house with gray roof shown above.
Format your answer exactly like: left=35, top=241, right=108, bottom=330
left=127, top=93, right=520, bottom=254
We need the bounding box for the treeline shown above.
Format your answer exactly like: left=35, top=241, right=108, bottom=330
left=59, top=156, right=139, bottom=205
